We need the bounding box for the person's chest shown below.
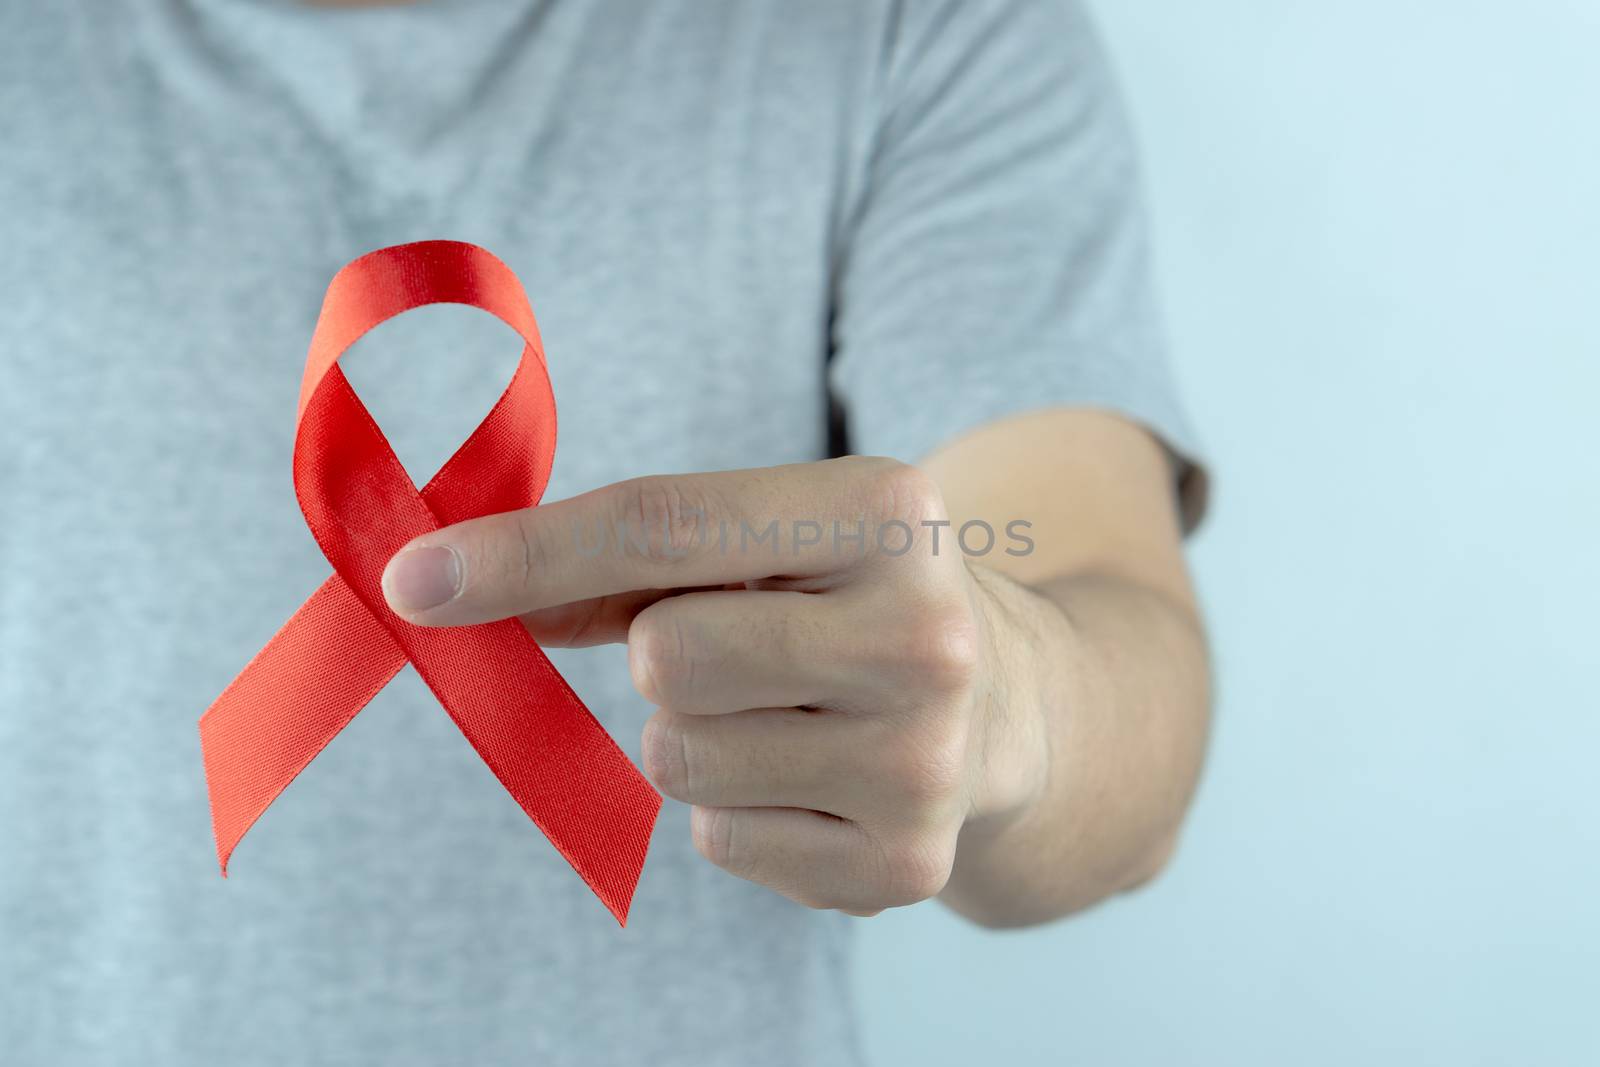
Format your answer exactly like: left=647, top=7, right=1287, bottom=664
left=0, top=1, right=890, bottom=794
left=0, top=15, right=876, bottom=1058
left=1, top=0, right=882, bottom=638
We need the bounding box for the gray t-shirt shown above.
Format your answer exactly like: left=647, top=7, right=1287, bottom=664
left=0, top=1, right=1202, bottom=1064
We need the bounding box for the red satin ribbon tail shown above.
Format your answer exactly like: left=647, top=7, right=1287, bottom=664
left=439, top=637, right=662, bottom=925
left=200, top=575, right=404, bottom=873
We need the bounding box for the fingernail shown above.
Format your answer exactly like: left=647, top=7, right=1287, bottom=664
left=383, top=545, right=462, bottom=614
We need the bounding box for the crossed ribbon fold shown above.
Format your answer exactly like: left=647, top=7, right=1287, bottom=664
left=199, top=240, right=660, bottom=924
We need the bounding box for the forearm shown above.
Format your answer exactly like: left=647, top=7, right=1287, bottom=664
left=940, top=564, right=1212, bottom=928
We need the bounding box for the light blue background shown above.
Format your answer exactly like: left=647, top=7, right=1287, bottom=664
left=855, top=2, right=1600, bottom=1064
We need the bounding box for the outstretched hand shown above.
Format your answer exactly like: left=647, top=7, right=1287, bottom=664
left=381, top=455, right=1048, bottom=916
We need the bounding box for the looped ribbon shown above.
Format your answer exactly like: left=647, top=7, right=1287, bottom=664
left=199, top=240, right=660, bottom=924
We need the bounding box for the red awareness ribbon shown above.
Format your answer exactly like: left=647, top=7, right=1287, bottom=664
left=199, top=240, right=660, bottom=925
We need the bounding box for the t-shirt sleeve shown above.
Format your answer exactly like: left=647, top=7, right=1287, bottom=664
left=828, top=0, right=1209, bottom=531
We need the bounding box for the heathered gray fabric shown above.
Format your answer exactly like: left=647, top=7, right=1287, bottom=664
left=0, top=1, right=1202, bottom=1064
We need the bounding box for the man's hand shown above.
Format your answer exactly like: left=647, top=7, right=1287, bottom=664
left=381, top=455, right=1047, bottom=916
left=380, top=410, right=1210, bottom=926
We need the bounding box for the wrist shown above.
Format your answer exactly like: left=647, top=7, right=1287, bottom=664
left=960, top=562, right=1059, bottom=835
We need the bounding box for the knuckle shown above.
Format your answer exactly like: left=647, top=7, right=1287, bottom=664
left=692, top=806, right=739, bottom=871
left=640, top=712, right=693, bottom=799
left=857, top=457, right=946, bottom=528
left=619, top=476, right=710, bottom=563
left=877, top=832, right=956, bottom=906
left=898, top=602, right=983, bottom=691
left=628, top=606, right=695, bottom=705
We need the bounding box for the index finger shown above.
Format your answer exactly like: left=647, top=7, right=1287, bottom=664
left=381, top=455, right=938, bottom=626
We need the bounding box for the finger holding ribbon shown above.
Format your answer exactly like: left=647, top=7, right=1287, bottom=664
left=381, top=458, right=1050, bottom=916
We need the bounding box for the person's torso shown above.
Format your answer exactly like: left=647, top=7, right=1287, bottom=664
left=0, top=2, right=888, bottom=1062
